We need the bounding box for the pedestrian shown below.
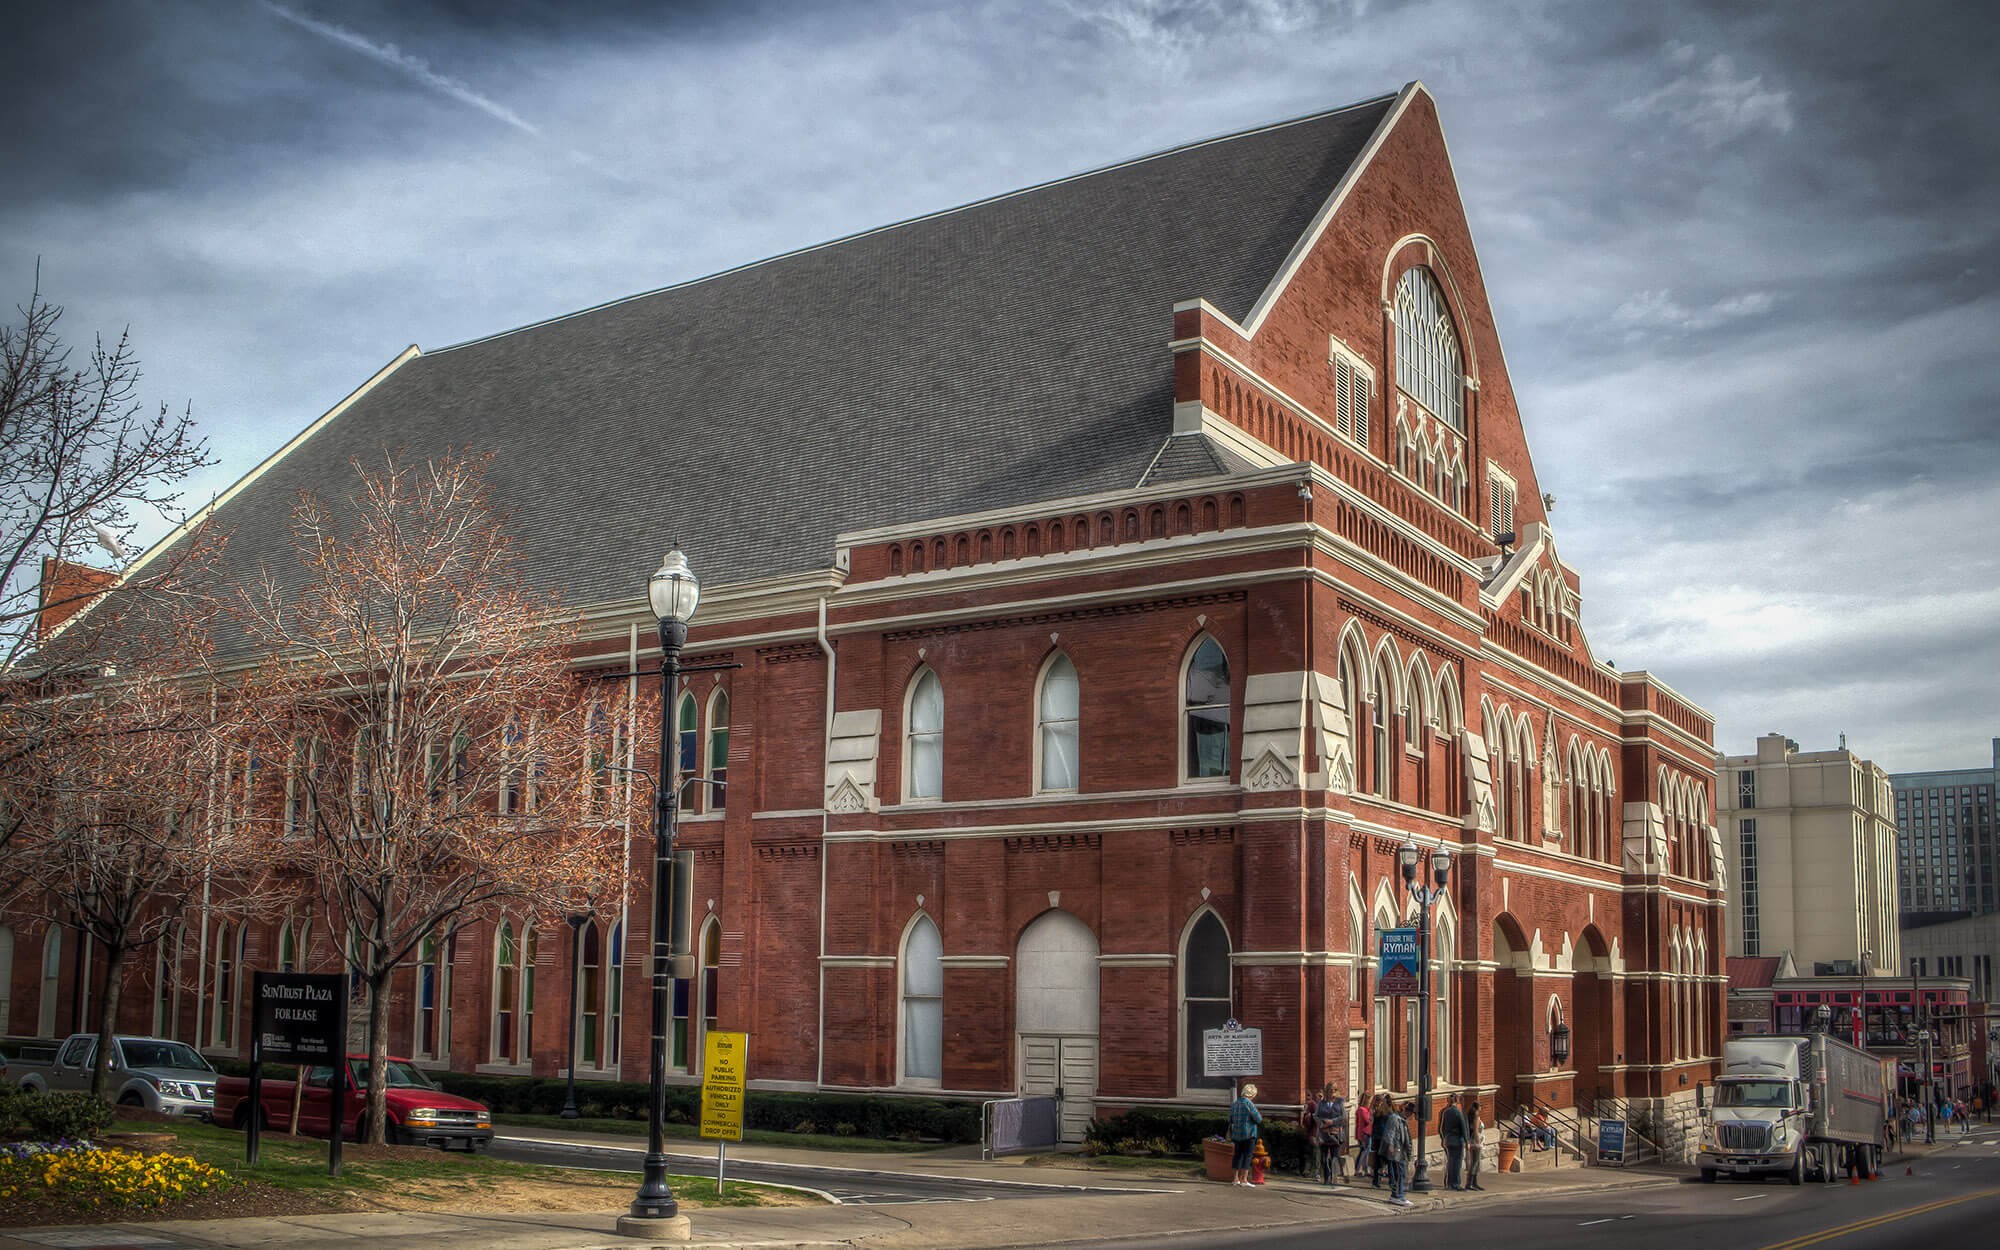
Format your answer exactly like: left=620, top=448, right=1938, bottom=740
left=1369, top=1094, right=1391, bottom=1187
left=1228, top=1082, right=1263, bottom=1188
left=1354, top=1095, right=1374, bottom=1181
left=1461, top=1094, right=1485, bottom=1191
left=1440, top=1089, right=1469, bottom=1190
left=1319, top=1087, right=1348, bottom=1183
left=1381, top=1098, right=1414, bottom=1207
left=1299, top=1088, right=1320, bottom=1177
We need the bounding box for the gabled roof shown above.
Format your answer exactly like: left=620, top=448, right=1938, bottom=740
left=1727, top=955, right=1783, bottom=989
left=183, top=91, right=1400, bottom=624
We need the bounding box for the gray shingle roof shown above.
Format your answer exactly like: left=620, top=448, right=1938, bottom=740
left=194, top=92, right=1397, bottom=621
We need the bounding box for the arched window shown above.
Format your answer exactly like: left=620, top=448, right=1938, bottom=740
left=152, top=927, right=178, bottom=1037
left=1485, top=709, right=1508, bottom=839
left=38, top=927, right=61, bottom=1037
left=211, top=922, right=237, bottom=1049
left=493, top=923, right=519, bottom=1063
left=900, top=914, right=943, bottom=1085
left=1371, top=659, right=1394, bottom=797
left=417, top=930, right=452, bottom=1061
left=578, top=922, right=603, bottom=1067
left=1181, top=911, right=1233, bottom=1092
left=687, top=917, right=722, bottom=1067
left=1036, top=654, right=1080, bottom=792
left=1393, top=266, right=1465, bottom=431
left=1339, top=646, right=1363, bottom=787
left=607, top=922, right=624, bottom=1067
left=707, top=690, right=730, bottom=810
left=1546, top=995, right=1565, bottom=1070
left=676, top=692, right=700, bottom=810
left=279, top=923, right=297, bottom=974
left=1183, top=638, right=1231, bottom=782
left=1434, top=911, right=1455, bottom=1085
left=1403, top=667, right=1428, bottom=750
left=906, top=669, right=944, bottom=801
left=1347, top=884, right=1365, bottom=998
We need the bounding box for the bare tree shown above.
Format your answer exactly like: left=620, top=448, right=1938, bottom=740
left=1, top=598, right=281, bottom=1098
left=0, top=275, right=216, bottom=856
left=227, top=450, right=637, bottom=1143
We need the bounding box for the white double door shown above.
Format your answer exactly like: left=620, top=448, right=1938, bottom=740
left=1019, top=1034, right=1099, bottom=1143
left=1015, top=908, right=1099, bottom=1143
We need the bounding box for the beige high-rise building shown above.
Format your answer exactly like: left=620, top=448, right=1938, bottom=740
left=1716, top=733, right=1900, bottom=974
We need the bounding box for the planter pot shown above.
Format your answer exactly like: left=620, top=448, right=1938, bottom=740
left=1203, top=1138, right=1235, bottom=1181
left=1496, top=1139, right=1519, bottom=1173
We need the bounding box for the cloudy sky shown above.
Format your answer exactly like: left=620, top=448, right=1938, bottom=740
left=4, top=0, right=1996, bottom=771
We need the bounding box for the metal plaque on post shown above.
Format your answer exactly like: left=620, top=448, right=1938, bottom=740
left=1202, top=1019, right=1264, bottom=1077
left=250, top=972, right=348, bottom=1175
left=1377, top=927, right=1421, bottom=997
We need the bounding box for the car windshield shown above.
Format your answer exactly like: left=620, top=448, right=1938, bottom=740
left=1717, top=1080, right=1790, bottom=1108
left=120, top=1041, right=211, bottom=1072
left=345, top=1059, right=438, bottom=1090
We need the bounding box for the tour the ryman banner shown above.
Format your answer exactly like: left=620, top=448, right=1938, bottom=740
left=1377, top=928, right=1421, bottom=997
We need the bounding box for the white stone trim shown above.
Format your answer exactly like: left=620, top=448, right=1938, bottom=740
left=818, top=955, right=895, bottom=968
left=938, top=955, right=1011, bottom=968
left=1098, top=954, right=1174, bottom=968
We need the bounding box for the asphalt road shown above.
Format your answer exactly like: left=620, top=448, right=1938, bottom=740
left=489, top=1133, right=1177, bottom=1205
left=1081, top=1125, right=2000, bottom=1249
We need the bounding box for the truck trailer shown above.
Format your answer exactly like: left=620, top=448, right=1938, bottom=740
left=1697, top=1033, right=1891, bottom=1184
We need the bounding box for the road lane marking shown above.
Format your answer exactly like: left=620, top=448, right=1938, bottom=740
left=1578, top=1218, right=1614, bottom=1226
left=1733, top=1194, right=1767, bottom=1202
left=1757, top=1186, right=2000, bottom=1250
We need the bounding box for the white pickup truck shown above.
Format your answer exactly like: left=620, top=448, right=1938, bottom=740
left=11, top=1034, right=218, bottom=1118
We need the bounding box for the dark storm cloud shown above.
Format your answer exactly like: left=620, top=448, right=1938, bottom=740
left=2, top=0, right=1995, bottom=769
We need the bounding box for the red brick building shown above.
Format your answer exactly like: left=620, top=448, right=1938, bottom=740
left=5, top=83, right=1722, bottom=1147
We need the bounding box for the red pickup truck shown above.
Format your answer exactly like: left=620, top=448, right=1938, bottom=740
left=217, top=1056, right=493, bottom=1151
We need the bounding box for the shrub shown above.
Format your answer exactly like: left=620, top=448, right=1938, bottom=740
left=424, top=1072, right=983, bottom=1144
left=0, top=1081, right=27, bottom=1135
left=24, top=1092, right=116, bottom=1143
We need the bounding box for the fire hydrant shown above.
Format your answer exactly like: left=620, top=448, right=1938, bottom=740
left=1250, top=1140, right=1270, bottom=1185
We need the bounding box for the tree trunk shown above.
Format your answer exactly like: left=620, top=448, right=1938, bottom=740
left=365, top=969, right=392, bottom=1144
left=89, top=943, right=128, bottom=1101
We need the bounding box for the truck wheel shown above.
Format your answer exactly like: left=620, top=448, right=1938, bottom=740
left=1700, top=1168, right=1717, bottom=1183
left=118, top=1092, right=144, bottom=1107
left=1788, top=1152, right=1804, bottom=1186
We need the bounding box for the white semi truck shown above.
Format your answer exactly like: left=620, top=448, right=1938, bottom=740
left=1697, top=1034, right=1891, bottom=1185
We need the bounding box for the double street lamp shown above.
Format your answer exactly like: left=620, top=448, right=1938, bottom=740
left=1399, top=838, right=1453, bottom=1191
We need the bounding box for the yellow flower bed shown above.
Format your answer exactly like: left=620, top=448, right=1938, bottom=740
left=0, top=1147, right=232, bottom=1210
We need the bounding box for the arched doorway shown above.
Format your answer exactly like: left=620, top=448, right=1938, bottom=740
left=1574, top=927, right=1613, bottom=1104
left=1016, top=909, right=1098, bottom=1142
left=1492, top=916, right=1529, bottom=1112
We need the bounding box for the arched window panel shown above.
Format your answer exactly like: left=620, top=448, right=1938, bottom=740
left=607, top=922, right=624, bottom=1067
left=1371, top=661, right=1394, bottom=795
left=493, top=922, right=518, bottom=1062
left=1183, top=638, right=1230, bottom=781
left=1182, top=911, right=1233, bottom=1090
left=1393, top=267, right=1466, bottom=431
left=578, top=922, right=603, bottom=1066
left=1037, top=654, right=1080, bottom=792
left=906, top=670, right=944, bottom=801
left=676, top=693, right=700, bottom=810
left=707, top=690, right=730, bottom=810
left=901, top=915, right=943, bottom=1084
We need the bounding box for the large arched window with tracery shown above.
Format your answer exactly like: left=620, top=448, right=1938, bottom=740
left=1393, top=266, right=1465, bottom=431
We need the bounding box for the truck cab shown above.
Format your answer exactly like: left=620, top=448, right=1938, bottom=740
left=11, top=1034, right=218, bottom=1118
left=1699, top=1071, right=1810, bottom=1183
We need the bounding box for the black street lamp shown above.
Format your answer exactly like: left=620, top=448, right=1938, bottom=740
left=1917, top=1028, right=1935, bottom=1144
left=1400, top=838, right=1453, bottom=1192
left=619, top=548, right=702, bottom=1237
left=561, top=906, right=593, bottom=1120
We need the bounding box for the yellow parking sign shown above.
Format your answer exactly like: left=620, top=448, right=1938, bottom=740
left=700, top=1031, right=748, bottom=1141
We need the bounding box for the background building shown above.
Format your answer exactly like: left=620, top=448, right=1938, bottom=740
left=1716, top=733, right=1899, bottom=974
left=1899, top=911, right=2000, bottom=1003
left=1892, top=739, right=1999, bottom=921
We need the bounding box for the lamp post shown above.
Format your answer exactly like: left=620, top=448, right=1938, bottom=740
left=623, top=549, right=701, bottom=1231
left=1815, top=1002, right=1833, bottom=1036
left=1400, top=838, right=1453, bottom=1191
left=561, top=906, right=593, bottom=1120
left=1917, top=1028, right=1935, bottom=1144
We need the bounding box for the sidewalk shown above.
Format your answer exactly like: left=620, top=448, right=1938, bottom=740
left=0, top=1135, right=1694, bottom=1250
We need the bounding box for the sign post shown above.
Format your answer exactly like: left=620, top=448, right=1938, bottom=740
left=250, top=972, right=348, bottom=1176
left=700, top=1032, right=748, bottom=1194
left=1202, top=1019, right=1264, bottom=1080
left=1377, top=928, right=1421, bottom=997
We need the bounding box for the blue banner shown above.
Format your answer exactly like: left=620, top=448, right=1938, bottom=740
left=1377, top=927, right=1420, bottom=996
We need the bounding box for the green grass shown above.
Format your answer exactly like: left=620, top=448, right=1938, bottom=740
left=493, top=1111, right=939, bottom=1153
left=133, top=1120, right=800, bottom=1207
